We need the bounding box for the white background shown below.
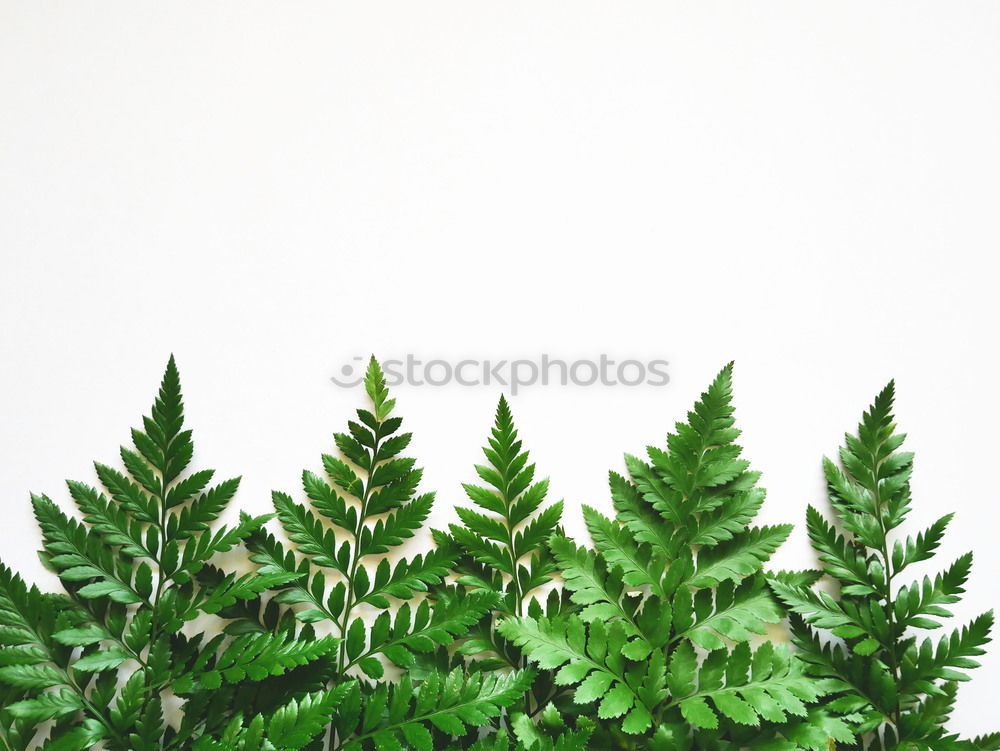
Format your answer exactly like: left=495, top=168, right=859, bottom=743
left=2, top=1, right=998, bottom=739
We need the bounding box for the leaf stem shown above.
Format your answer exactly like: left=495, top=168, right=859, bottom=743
left=328, top=429, right=381, bottom=751
left=873, top=476, right=903, bottom=729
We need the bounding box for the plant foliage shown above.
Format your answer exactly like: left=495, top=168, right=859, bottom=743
left=497, top=365, right=852, bottom=749
left=0, top=357, right=314, bottom=750
left=1, top=360, right=995, bottom=751
left=236, top=357, right=529, bottom=750
left=769, top=383, right=997, bottom=751
left=432, top=396, right=572, bottom=719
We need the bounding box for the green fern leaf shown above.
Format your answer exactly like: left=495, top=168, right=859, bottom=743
left=1, top=357, right=329, bottom=750
left=498, top=365, right=833, bottom=748
left=436, top=395, right=572, bottom=719
left=775, top=382, right=996, bottom=749
left=336, top=667, right=535, bottom=750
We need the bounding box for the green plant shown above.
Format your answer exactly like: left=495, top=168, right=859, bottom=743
left=460, top=704, right=597, bottom=751
left=497, top=365, right=852, bottom=750
left=0, top=357, right=321, bottom=751
left=237, top=358, right=533, bottom=750
left=431, top=396, right=572, bottom=721
left=2, top=358, right=996, bottom=751
left=769, top=383, right=999, bottom=751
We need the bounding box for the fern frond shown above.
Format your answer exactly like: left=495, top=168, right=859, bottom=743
left=173, top=632, right=340, bottom=692
left=665, top=641, right=819, bottom=730
left=0, top=357, right=326, bottom=750
left=267, top=685, right=353, bottom=750
left=671, top=577, right=783, bottom=651
left=777, top=383, right=996, bottom=748
left=332, top=667, right=535, bottom=750
left=499, top=366, right=829, bottom=747
left=241, top=357, right=489, bottom=748
left=497, top=614, right=656, bottom=733
left=446, top=396, right=564, bottom=615
left=440, top=396, right=572, bottom=720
